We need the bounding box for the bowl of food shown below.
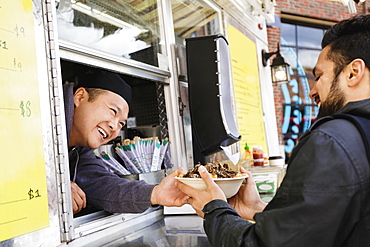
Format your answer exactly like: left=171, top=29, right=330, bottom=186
left=176, top=162, right=248, bottom=198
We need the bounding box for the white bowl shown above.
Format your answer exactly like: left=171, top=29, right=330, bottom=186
left=176, top=174, right=248, bottom=198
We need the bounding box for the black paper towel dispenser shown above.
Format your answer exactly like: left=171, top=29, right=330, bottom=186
left=186, top=34, right=241, bottom=157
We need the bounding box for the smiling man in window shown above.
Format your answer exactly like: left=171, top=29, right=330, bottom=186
left=64, top=69, right=189, bottom=215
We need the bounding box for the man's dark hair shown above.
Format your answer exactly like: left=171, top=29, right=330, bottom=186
left=321, top=14, right=370, bottom=77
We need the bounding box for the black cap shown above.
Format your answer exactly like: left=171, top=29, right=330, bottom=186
left=76, top=70, right=132, bottom=105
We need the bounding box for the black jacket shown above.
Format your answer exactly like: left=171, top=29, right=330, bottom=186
left=203, top=99, right=370, bottom=247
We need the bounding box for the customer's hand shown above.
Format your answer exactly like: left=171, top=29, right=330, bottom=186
left=177, top=166, right=226, bottom=218
left=228, top=168, right=267, bottom=221
left=70, top=181, right=86, bottom=214
left=150, top=167, right=190, bottom=207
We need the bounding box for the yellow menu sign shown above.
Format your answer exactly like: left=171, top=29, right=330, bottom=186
left=228, top=24, right=268, bottom=152
left=0, top=0, right=49, bottom=241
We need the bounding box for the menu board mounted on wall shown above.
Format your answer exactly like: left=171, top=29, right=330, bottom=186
left=227, top=24, right=268, bottom=153
left=0, top=0, right=49, bottom=242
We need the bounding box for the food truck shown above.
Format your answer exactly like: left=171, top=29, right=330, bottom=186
left=0, top=0, right=281, bottom=245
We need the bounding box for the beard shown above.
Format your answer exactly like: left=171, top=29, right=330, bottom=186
left=316, top=76, right=346, bottom=120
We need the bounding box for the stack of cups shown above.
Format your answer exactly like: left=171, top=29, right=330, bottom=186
left=268, top=156, right=286, bottom=186
left=268, top=156, right=285, bottom=168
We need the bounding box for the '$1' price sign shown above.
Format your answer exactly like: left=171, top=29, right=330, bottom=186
left=28, top=188, right=41, bottom=200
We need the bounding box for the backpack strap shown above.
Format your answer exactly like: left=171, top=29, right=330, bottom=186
left=331, top=113, right=370, bottom=164
left=331, top=113, right=370, bottom=241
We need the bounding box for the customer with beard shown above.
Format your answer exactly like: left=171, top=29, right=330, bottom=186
left=177, top=14, right=370, bottom=246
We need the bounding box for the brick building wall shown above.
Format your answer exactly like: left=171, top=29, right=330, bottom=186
left=268, top=0, right=369, bottom=145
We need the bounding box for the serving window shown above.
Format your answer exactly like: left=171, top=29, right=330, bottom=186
left=56, top=0, right=164, bottom=67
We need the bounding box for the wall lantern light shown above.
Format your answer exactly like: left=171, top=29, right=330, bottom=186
left=262, top=43, right=291, bottom=84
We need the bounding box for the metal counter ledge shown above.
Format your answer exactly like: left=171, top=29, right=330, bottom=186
left=66, top=208, right=212, bottom=247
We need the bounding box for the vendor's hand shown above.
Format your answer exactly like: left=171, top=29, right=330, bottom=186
left=150, top=167, right=190, bottom=207
left=70, top=181, right=86, bottom=214
left=228, top=168, right=267, bottom=221
left=177, top=166, right=226, bottom=218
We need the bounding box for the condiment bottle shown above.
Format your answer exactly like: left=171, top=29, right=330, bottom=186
left=253, top=145, right=264, bottom=166
left=242, top=143, right=252, bottom=160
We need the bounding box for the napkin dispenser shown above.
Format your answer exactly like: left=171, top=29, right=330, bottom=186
left=186, top=35, right=241, bottom=157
